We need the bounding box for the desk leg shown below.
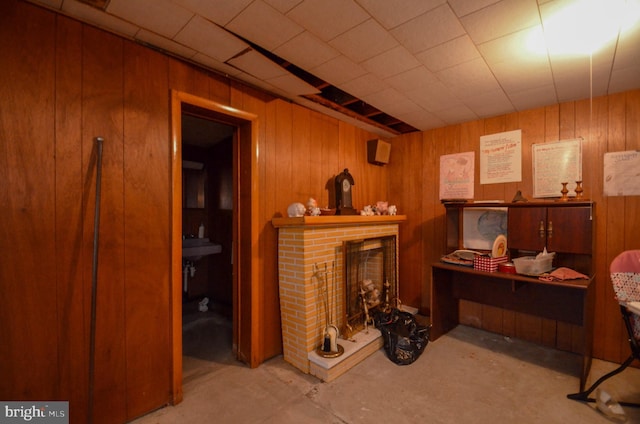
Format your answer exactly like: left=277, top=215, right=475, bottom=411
left=431, top=267, right=459, bottom=340
left=580, top=280, right=596, bottom=391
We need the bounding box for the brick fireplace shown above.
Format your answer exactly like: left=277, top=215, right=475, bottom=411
left=272, top=215, right=405, bottom=381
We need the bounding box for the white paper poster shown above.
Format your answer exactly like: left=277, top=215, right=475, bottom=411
left=439, top=152, right=474, bottom=200
left=533, top=139, right=582, bottom=198
left=480, top=129, right=522, bottom=184
left=604, top=150, right=640, bottom=196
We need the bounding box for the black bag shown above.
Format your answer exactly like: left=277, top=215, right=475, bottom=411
left=374, top=308, right=430, bottom=365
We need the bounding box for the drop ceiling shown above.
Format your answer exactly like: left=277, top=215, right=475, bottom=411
left=29, top=0, right=640, bottom=138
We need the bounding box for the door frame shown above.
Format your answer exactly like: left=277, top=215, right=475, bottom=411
left=170, top=90, right=260, bottom=403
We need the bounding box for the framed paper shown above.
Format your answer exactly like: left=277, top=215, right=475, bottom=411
left=533, top=139, right=582, bottom=198
left=604, top=150, right=640, bottom=196
left=480, top=129, right=522, bottom=184
left=439, top=152, right=474, bottom=200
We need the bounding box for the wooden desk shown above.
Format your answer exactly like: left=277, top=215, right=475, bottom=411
left=431, top=262, right=595, bottom=391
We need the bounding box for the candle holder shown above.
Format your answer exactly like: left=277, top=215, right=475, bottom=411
left=559, top=182, right=569, bottom=201
left=574, top=180, right=584, bottom=200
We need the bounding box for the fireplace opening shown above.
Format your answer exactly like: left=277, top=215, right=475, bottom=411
left=344, top=235, right=398, bottom=335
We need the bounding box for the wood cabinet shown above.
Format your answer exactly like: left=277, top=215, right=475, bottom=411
left=506, top=202, right=594, bottom=275
left=507, top=204, right=593, bottom=255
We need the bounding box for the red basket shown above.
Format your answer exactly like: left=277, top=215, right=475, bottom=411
left=473, top=255, right=508, bottom=273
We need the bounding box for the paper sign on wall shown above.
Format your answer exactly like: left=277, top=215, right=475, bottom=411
left=480, top=129, right=522, bottom=184
left=439, top=152, right=475, bottom=200
left=533, top=139, right=582, bottom=198
left=604, top=150, right=640, bottom=196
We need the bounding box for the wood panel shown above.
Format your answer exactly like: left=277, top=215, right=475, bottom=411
left=123, top=42, right=171, bottom=419
left=82, top=25, right=127, bottom=424
left=54, top=14, right=87, bottom=422
left=0, top=0, right=58, bottom=400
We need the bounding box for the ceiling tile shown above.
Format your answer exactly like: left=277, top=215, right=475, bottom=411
left=432, top=103, right=478, bottom=124
left=479, top=27, right=554, bottom=93
left=460, top=0, right=540, bottom=44
left=416, top=35, right=481, bottom=72
left=436, top=57, right=501, bottom=97
left=337, top=73, right=390, bottom=99
left=107, top=0, right=193, bottom=39
left=264, top=0, right=304, bottom=14
left=329, top=19, right=399, bottom=63
left=357, top=0, right=445, bottom=29
left=174, top=16, right=248, bottom=62
left=227, top=49, right=287, bottom=80
left=274, top=31, right=341, bottom=69
left=609, top=65, right=640, bottom=94
left=448, top=0, right=501, bottom=17
left=405, top=80, right=462, bottom=111
left=136, top=29, right=197, bottom=59
left=171, top=0, right=252, bottom=26
left=612, top=21, right=640, bottom=71
left=363, top=88, right=418, bottom=116
left=191, top=53, right=244, bottom=77
left=397, top=109, right=446, bottom=130
left=362, top=46, right=421, bottom=80
left=226, top=1, right=304, bottom=51
left=266, top=73, right=321, bottom=95
left=391, top=4, right=466, bottom=54
left=507, top=84, right=557, bottom=111
left=310, top=55, right=368, bottom=86
left=61, top=0, right=139, bottom=37
left=286, top=0, right=369, bottom=41
left=461, top=88, right=514, bottom=118
left=384, top=66, right=439, bottom=94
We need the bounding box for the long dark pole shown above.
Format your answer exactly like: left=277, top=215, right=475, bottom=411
left=88, top=136, right=103, bottom=423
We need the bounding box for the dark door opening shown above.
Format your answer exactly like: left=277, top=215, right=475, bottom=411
left=181, top=113, right=236, bottom=383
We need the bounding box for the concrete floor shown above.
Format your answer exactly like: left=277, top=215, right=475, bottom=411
left=133, top=306, right=640, bottom=424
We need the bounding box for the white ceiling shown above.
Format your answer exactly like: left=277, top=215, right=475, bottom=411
left=29, top=0, right=640, bottom=138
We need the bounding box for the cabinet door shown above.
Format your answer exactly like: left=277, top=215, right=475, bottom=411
left=508, top=207, right=546, bottom=251
left=547, top=206, right=592, bottom=254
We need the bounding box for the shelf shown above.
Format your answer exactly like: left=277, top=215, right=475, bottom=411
left=271, top=214, right=406, bottom=228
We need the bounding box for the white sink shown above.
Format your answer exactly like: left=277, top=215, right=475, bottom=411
left=182, top=238, right=222, bottom=260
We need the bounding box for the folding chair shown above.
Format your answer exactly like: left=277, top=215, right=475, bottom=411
left=567, top=250, right=640, bottom=408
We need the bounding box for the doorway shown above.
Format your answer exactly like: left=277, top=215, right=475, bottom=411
left=170, top=90, right=259, bottom=404
left=181, top=112, right=235, bottom=384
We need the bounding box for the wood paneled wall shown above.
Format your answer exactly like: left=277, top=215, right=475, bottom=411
left=0, top=1, right=386, bottom=422
left=390, top=90, right=640, bottom=363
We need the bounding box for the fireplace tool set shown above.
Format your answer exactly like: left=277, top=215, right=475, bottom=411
left=314, top=262, right=344, bottom=358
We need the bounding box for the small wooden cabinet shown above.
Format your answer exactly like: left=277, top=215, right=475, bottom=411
left=508, top=204, right=593, bottom=255
left=506, top=203, right=594, bottom=275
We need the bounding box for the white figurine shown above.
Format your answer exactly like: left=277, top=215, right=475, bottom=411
left=388, top=205, right=397, bottom=215
left=287, top=202, right=306, bottom=217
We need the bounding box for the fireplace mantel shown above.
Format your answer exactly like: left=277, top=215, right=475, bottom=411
left=272, top=214, right=406, bottom=228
